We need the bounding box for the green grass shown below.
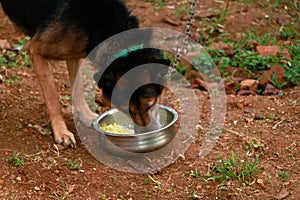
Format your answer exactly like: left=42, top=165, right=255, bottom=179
left=5, top=152, right=25, bottom=167
left=201, top=152, right=261, bottom=186
left=202, top=39, right=300, bottom=85
left=68, top=160, right=80, bottom=170
left=283, top=40, right=300, bottom=84
left=278, top=169, right=290, bottom=180
left=185, top=169, right=200, bottom=178
left=0, top=49, right=31, bottom=68
left=191, top=191, right=200, bottom=199
left=0, top=37, right=31, bottom=68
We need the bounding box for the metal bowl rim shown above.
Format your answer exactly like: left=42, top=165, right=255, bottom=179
left=93, top=105, right=178, bottom=137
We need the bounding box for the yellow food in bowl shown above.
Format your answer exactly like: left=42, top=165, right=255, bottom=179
left=101, top=123, right=134, bottom=134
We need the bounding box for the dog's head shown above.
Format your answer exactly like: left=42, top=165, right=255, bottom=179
left=94, top=48, right=170, bottom=133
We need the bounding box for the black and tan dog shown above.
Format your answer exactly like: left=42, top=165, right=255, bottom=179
left=0, top=0, right=169, bottom=147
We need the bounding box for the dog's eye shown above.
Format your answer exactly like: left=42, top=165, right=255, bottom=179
left=145, top=104, right=154, bottom=112
left=145, top=99, right=157, bottom=112
left=129, top=110, right=136, bottom=116
left=146, top=101, right=156, bottom=112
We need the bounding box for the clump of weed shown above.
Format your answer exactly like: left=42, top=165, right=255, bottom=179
left=0, top=37, right=31, bottom=68
left=68, top=160, right=80, bottom=170
left=202, top=152, right=261, bottom=186
left=5, top=152, right=25, bottom=167
left=283, top=40, right=300, bottom=84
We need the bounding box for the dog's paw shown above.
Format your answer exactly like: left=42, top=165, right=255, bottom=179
left=75, top=109, right=98, bottom=127
left=54, top=130, right=76, bottom=148
left=80, top=112, right=98, bottom=127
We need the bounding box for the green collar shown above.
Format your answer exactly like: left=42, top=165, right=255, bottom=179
left=110, top=44, right=144, bottom=61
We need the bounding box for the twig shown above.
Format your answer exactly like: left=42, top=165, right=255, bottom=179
left=272, top=118, right=285, bottom=129
left=147, top=174, right=161, bottom=185
left=225, top=128, right=245, bottom=138
left=0, top=149, right=15, bottom=152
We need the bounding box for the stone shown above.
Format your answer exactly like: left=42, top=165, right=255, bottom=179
left=0, top=75, right=4, bottom=84
left=162, top=16, right=180, bottom=26
left=34, top=186, right=41, bottom=191
left=262, top=83, right=282, bottom=95
left=223, top=77, right=239, bottom=94
left=196, top=11, right=215, bottom=19
left=240, top=79, right=259, bottom=92
left=256, top=46, right=291, bottom=60
left=210, top=41, right=230, bottom=50
left=0, top=39, right=11, bottom=49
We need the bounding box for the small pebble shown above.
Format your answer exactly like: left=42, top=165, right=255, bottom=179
left=47, top=156, right=55, bottom=163
left=34, top=186, right=41, bottom=191
left=0, top=75, right=4, bottom=83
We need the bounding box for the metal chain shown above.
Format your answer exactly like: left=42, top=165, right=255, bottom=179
left=170, top=0, right=197, bottom=70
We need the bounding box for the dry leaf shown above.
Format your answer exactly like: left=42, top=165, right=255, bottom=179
left=257, top=178, right=264, bottom=185
left=274, top=187, right=289, bottom=200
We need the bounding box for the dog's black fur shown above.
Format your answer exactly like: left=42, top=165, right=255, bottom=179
left=0, top=0, right=169, bottom=146
left=1, top=0, right=139, bottom=52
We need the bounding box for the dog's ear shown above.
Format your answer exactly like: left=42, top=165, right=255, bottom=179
left=129, top=15, right=139, bottom=28
left=94, top=71, right=116, bottom=90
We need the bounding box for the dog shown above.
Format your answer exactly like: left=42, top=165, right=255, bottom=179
left=0, top=0, right=169, bottom=147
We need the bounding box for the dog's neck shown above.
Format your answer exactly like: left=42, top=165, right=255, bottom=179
left=110, top=44, right=144, bottom=62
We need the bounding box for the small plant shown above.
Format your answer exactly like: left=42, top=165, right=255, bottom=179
left=99, top=194, right=106, bottom=200
left=283, top=41, right=300, bottom=84
left=200, top=1, right=229, bottom=37
left=155, top=184, right=162, bottom=189
left=278, top=169, right=289, bottom=180
left=270, top=69, right=288, bottom=89
left=60, top=180, right=68, bottom=200
left=14, top=36, right=31, bottom=50
left=192, top=50, right=222, bottom=82
left=231, top=50, right=278, bottom=73
left=6, top=153, right=25, bottom=167
left=243, top=31, right=278, bottom=46
left=202, top=152, right=261, bottom=186
left=7, top=75, right=20, bottom=85
left=244, top=138, right=265, bottom=151
left=283, top=0, right=300, bottom=30
left=185, top=169, right=200, bottom=178
left=192, top=191, right=200, bottom=199
left=60, top=95, right=71, bottom=107
left=206, top=46, right=283, bottom=78
left=279, top=24, right=299, bottom=40
left=143, top=191, right=151, bottom=198
left=283, top=60, right=300, bottom=85
left=175, top=62, right=188, bottom=75
left=0, top=49, right=31, bottom=68
left=68, top=160, right=80, bottom=170
left=268, top=114, right=276, bottom=120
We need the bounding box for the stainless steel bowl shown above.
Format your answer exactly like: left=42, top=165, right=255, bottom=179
left=93, top=105, right=178, bottom=153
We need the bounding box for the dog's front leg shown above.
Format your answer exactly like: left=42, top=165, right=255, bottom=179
left=27, top=45, right=76, bottom=147
left=66, top=59, right=98, bottom=127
